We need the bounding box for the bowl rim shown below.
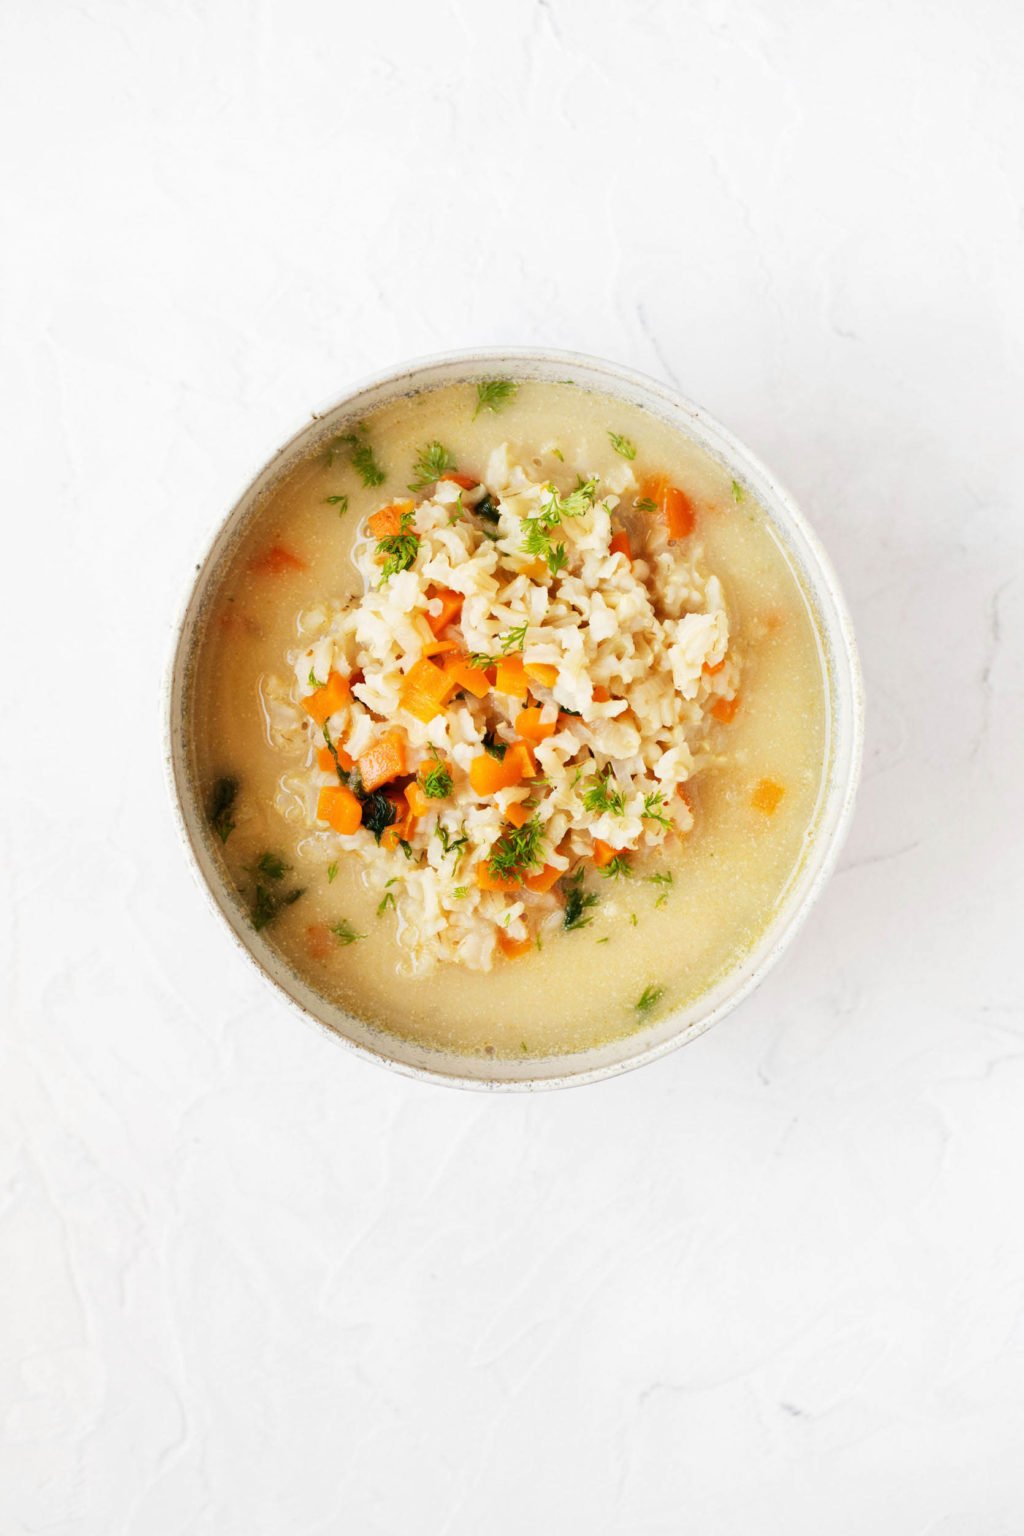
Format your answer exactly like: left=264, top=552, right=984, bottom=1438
left=164, top=346, right=864, bottom=1092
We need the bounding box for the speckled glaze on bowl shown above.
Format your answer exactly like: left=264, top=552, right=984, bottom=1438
left=165, top=349, right=863, bottom=1091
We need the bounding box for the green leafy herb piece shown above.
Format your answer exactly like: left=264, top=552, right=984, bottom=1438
left=327, top=424, right=385, bottom=485
left=209, top=776, right=238, bottom=843
left=551, top=447, right=565, bottom=462
left=546, top=543, right=568, bottom=577
left=453, top=886, right=469, bottom=899
left=398, top=838, right=414, bottom=860
left=731, top=479, right=745, bottom=503
left=376, top=509, right=419, bottom=583
left=474, top=379, right=518, bottom=418
left=360, top=790, right=398, bottom=843
left=487, top=816, right=544, bottom=883
left=327, top=862, right=339, bottom=883
left=475, top=492, right=501, bottom=525
left=483, top=731, right=508, bottom=761
left=325, top=494, right=349, bottom=513
left=562, top=869, right=599, bottom=931
left=596, top=936, right=610, bottom=944
left=420, top=750, right=453, bottom=800
left=629, top=912, right=638, bottom=927
left=329, top=918, right=364, bottom=945
left=582, top=767, right=627, bottom=817
left=251, top=883, right=304, bottom=931
left=635, top=497, right=658, bottom=514
left=642, top=790, right=672, bottom=829
left=601, top=854, right=632, bottom=879
left=608, top=431, right=637, bottom=460
left=377, top=890, right=397, bottom=916
left=308, top=667, right=325, bottom=688
left=252, top=851, right=289, bottom=881
left=409, top=441, right=456, bottom=491
left=435, top=823, right=469, bottom=862
left=636, top=983, right=664, bottom=1014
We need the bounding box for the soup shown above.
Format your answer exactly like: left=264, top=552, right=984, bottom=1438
left=189, top=378, right=826, bottom=1058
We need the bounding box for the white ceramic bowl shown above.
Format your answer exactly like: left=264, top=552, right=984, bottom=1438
left=166, top=349, right=863, bottom=1090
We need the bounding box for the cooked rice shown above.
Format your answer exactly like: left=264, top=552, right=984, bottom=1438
left=262, top=444, right=739, bottom=974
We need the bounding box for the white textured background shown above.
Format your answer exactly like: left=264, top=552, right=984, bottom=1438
left=3, top=1, right=1024, bottom=1531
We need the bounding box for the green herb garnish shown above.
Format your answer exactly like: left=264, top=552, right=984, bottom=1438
left=453, top=886, right=468, bottom=899
left=435, top=823, right=469, bottom=862
left=376, top=509, right=419, bottom=583
left=636, top=984, right=664, bottom=1014
left=475, top=492, right=501, bottom=525
left=409, top=441, right=456, bottom=491
left=562, top=869, right=599, bottom=931
left=546, top=543, right=568, bottom=577
left=474, top=379, right=518, bottom=417
left=252, top=851, right=289, bottom=881
left=327, top=862, right=338, bottom=883
left=377, top=889, right=397, bottom=916
left=252, top=883, right=304, bottom=931
left=608, top=431, right=637, bottom=460
left=635, top=497, right=658, bottom=514
left=487, top=816, right=544, bottom=884
left=325, top=494, right=349, bottom=512
left=398, top=838, right=414, bottom=860
left=329, top=918, right=364, bottom=945
left=209, top=776, right=238, bottom=843
left=731, top=479, right=744, bottom=503
left=582, top=767, right=626, bottom=817
left=482, top=731, right=508, bottom=761
left=601, top=854, right=632, bottom=879
left=642, top=790, right=672, bottom=829
left=327, top=424, right=385, bottom=486
left=420, top=750, right=453, bottom=800
left=360, top=790, right=398, bottom=844
left=308, top=667, right=325, bottom=688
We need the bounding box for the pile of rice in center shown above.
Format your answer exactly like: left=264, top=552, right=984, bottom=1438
left=262, top=440, right=739, bottom=974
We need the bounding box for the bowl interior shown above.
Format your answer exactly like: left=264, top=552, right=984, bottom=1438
left=166, top=350, right=863, bottom=1090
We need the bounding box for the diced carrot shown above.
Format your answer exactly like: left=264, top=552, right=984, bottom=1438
left=357, top=731, right=407, bottom=792
left=427, top=588, right=464, bottom=636
left=497, top=930, right=533, bottom=959
left=405, top=781, right=433, bottom=818
left=609, top=530, right=632, bottom=563
left=515, top=706, right=556, bottom=742
left=305, top=923, right=333, bottom=961
left=592, top=685, right=610, bottom=703
left=302, top=670, right=351, bottom=725
left=316, top=743, right=354, bottom=773
left=399, top=657, right=458, bottom=723
left=421, top=637, right=460, bottom=659
left=441, top=472, right=477, bottom=490
left=711, top=696, right=740, bottom=724
left=703, top=657, right=726, bottom=676
left=317, top=784, right=362, bottom=835
left=524, top=863, right=561, bottom=894
left=507, top=740, right=536, bottom=779
left=504, top=802, right=530, bottom=828
left=592, top=838, right=617, bottom=868
left=476, top=861, right=523, bottom=893
left=524, top=661, right=558, bottom=689
left=442, top=651, right=492, bottom=700
left=639, top=474, right=696, bottom=539
left=751, top=778, right=785, bottom=815
left=367, top=501, right=413, bottom=539
left=248, top=543, right=307, bottom=575
left=469, top=751, right=523, bottom=796
left=494, top=654, right=528, bottom=699
left=665, top=486, right=696, bottom=539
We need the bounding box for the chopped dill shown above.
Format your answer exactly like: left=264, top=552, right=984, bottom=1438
left=398, top=838, right=414, bottom=860
left=376, top=890, right=396, bottom=916
left=251, top=851, right=289, bottom=881
left=475, top=492, right=501, bottom=524
left=635, top=497, right=658, bottom=514
left=329, top=918, right=364, bottom=945
left=252, top=883, right=304, bottom=931
left=582, top=767, right=627, bottom=817
left=435, top=823, right=469, bottom=862
left=420, top=749, right=453, bottom=800
left=325, top=494, right=349, bottom=513
left=546, top=542, right=568, bottom=577
left=642, top=790, right=672, bottom=829
left=629, top=912, right=638, bottom=927
left=209, top=776, right=238, bottom=843
left=607, top=431, right=637, bottom=460
left=482, top=731, right=508, bottom=761
left=308, top=667, right=325, bottom=688
left=327, top=862, right=338, bottom=883
left=731, top=479, right=745, bottom=503
left=326, top=424, right=385, bottom=486
left=360, top=790, right=397, bottom=843
left=409, top=440, right=456, bottom=490
left=562, top=869, right=599, bottom=931
left=453, top=886, right=469, bottom=899
left=376, top=509, right=419, bottom=582
left=601, top=854, right=632, bottom=879
left=474, top=379, right=518, bottom=417
left=487, top=816, right=544, bottom=883
left=636, top=984, right=664, bottom=1013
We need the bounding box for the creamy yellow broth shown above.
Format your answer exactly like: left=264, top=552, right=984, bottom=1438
left=190, top=380, right=826, bottom=1057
